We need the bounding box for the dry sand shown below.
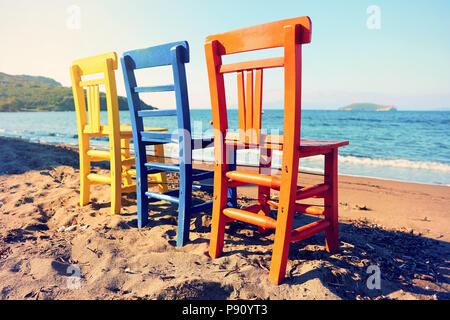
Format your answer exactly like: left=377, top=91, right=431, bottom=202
left=0, top=136, right=449, bottom=300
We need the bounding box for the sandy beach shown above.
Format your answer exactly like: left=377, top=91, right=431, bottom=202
left=0, top=136, right=449, bottom=300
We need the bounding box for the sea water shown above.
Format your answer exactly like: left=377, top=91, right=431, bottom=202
left=0, top=110, right=449, bottom=185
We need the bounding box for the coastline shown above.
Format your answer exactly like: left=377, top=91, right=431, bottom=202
left=0, top=136, right=449, bottom=300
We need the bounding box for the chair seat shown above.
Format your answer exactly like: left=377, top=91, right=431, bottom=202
left=224, top=132, right=348, bottom=156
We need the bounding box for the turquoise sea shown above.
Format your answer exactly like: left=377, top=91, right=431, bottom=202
left=0, top=110, right=449, bottom=185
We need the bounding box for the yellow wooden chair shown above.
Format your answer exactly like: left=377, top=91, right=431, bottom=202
left=70, top=52, right=168, bottom=215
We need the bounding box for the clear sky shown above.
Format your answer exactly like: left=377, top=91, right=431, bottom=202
left=1, top=0, right=449, bottom=110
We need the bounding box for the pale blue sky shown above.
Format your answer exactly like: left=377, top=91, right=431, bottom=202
left=0, top=0, right=449, bottom=110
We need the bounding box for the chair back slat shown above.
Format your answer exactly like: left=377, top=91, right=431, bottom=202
left=220, top=57, right=284, bottom=74
left=245, top=70, right=253, bottom=138
left=138, top=109, right=178, bottom=117
left=72, top=52, right=118, bottom=75
left=79, top=78, right=106, bottom=87
left=253, top=69, right=263, bottom=143
left=235, top=69, right=264, bottom=144
left=123, top=41, right=189, bottom=69
left=86, top=85, right=101, bottom=133
left=206, top=16, right=311, bottom=55
left=140, top=131, right=176, bottom=144
left=71, top=52, right=119, bottom=135
left=237, top=71, right=246, bottom=138
left=134, top=85, right=175, bottom=93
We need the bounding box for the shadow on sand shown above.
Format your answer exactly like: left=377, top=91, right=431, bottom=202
left=216, top=212, right=450, bottom=300
left=0, top=137, right=80, bottom=175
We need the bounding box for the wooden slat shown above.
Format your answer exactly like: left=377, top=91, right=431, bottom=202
left=86, top=85, right=100, bottom=133
left=267, top=200, right=325, bottom=215
left=290, top=220, right=330, bottom=242
left=86, top=149, right=110, bottom=160
left=223, top=207, right=277, bottom=229
left=87, top=86, right=93, bottom=131
left=220, top=57, right=284, bottom=74
left=237, top=71, right=246, bottom=135
left=268, top=24, right=303, bottom=285
left=123, top=41, right=189, bottom=69
left=134, top=85, right=175, bottom=93
left=325, top=149, right=339, bottom=252
left=144, top=162, right=180, bottom=172
left=137, top=109, right=177, bottom=117
left=295, top=183, right=329, bottom=200
left=253, top=69, right=263, bottom=144
left=206, top=16, right=312, bottom=55
left=295, top=204, right=325, bottom=215
left=226, top=171, right=281, bottom=189
left=140, top=131, right=176, bottom=140
left=73, top=52, right=117, bottom=75
left=79, top=78, right=105, bottom=87
left=87, top=173, right=111, bottom=184
left=245, top=70, right=253, bottom=138
left=140, top=131, right=176, bottom=144
left=205, top=39, right=233, bottom=259
left=145, top=190, right=179, bottom=204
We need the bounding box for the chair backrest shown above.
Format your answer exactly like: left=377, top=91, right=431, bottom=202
left=205, top=16, right=312, bottom=147
left=70, top=52, right=120, bottom=135
left=121, top=41, right=194, bottom=168
left=121, top=41, right=191, bottom=136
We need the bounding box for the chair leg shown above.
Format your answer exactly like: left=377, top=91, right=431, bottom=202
left=324, top=149, right=339, bottom=253
left=176, top=163, right=192, bottom=247
left=153, top=144, right=169, bottom=193
left=110, top=140, right=122, bottom=215
left=269, top=204, right=296, bottom=285
left=137, top=173, right=149, bottom=228
left=269, top=144, right=299, bottom=285
left=209, top=162, right=229, bottom=259
left=79, top=135, right=90, bottom=207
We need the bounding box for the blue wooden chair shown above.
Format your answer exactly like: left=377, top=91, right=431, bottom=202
left=121, top=41, right=235, bottom=246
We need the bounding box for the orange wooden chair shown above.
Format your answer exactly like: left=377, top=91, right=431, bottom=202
left=205, top=16, right=349, bottom=284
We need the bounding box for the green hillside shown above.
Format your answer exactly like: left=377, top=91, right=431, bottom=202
left=0, top=72, right=155, bottom=112
left=339, top=103, right=397, bottom=111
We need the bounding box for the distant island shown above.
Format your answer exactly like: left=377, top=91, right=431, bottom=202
left=0, top=72, right=155, bottom=112
left=339, top=103, right=397, bottom=111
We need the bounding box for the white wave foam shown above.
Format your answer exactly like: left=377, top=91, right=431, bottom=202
left=338, top=155, right=450, bottom=173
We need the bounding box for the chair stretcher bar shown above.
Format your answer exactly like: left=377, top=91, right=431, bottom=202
left=290, top=220, right=330, bottom=242
left=223, top=207, right=277, bottom=229
left=87, top=173, right=111, bottom=184
left=266, top=200, right=325, bottom=215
